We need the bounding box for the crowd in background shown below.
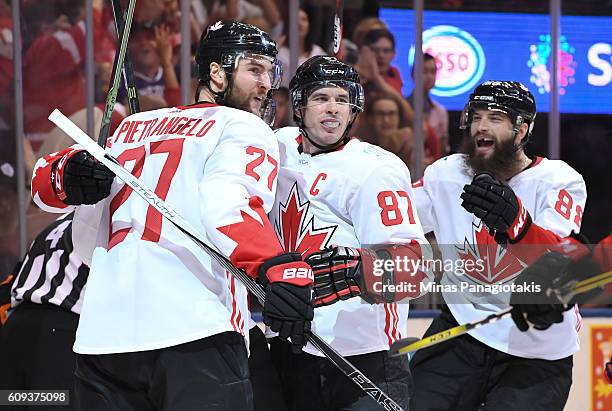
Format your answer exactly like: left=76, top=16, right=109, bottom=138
left=0, top=0, right=610, bottom=300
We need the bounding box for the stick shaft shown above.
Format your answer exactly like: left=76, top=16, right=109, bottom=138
left=392, top=269, right=612, bottom=356
left=97, top=0, right=137, bottom=147
left=109, top=0, right=140, bottom=115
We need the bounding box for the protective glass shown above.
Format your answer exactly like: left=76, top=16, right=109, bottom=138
left=298, top=81, right=364, bottom=114
left=234, top=52, right=282, bottom=90
left=459, top=102, right=512, bottom=130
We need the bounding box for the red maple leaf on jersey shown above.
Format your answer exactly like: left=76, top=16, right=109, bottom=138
left=274, top=183, right=337, bottom=256
left=456, top=221, right=527, bottom=285
left=217, top=196, right=284, bottom=277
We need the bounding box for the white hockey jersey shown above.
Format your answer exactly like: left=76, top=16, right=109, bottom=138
left=270, top=127, right=431, bottom=357
left=413, top=154, right=587, bottom=360
left=32, top=103, right=284, bottom=354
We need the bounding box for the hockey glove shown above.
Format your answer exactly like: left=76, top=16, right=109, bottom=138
left=461, top=172, right=531, bottom=244
left=510, top=251, right=573, bottom=331
left=52, top=149, right=114, bottom=205
left=306, top=245, right=426, bottom=306
left=259, top=252, right=314, bottom=353
left=305, top=246, right=364, bottom=306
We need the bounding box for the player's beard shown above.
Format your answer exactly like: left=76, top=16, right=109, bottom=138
left=225, top=85, right=262, bottom=117
left=460, top=133, right=523, bottom=180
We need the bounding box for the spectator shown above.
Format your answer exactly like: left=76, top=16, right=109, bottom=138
left=362, top=93, right=413, bottom=168
left=361, top=28, right=402, bottom=93
left=128, top=25, right=181, bottom=107
left=134, top=0, right=166, bottom=28
left=22, top=0, right=107, bottom=151
left=351, top=17, right=387, bottom=48
left=407, top=53, right=449, bottom=164
left=277, top=7, right=326, bottom=87
left=271, top=86, right=290, bottom=129
left=242, top=14, right=271, bottom=34
left=200, top=0, right=282, bottom=38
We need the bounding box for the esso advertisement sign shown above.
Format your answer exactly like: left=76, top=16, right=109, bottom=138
left=384, top=8, right=612, bottom=113
left=587, top=42, right=612, bottom=87
left=409, top=25, right=485, bottom=97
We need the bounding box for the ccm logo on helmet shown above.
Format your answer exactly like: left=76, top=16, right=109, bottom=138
left=321, top=68, right=345, bottom=76
left=283, top=267, right=314, bottom=281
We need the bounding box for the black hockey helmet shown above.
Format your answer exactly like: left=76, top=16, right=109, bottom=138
left=195, top=21, right=281, bottom=122
left=460, top=81, right=537, bottom=145
left=289, top=56, right=364, bottom=151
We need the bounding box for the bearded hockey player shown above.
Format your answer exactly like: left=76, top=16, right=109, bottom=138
left=268, top=55, right=432, bottom=410
left=30, top=22, right=314, bottom=410
left=410, top=80, right=587, bottom=410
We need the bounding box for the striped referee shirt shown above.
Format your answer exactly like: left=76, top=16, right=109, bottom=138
left=11, top=213, right=89, bottom=315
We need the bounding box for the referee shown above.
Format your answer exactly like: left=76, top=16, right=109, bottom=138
left=0, top=212, right=88, bottom=410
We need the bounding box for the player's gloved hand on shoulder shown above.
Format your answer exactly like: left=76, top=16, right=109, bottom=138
left=306, top=244, right=425, bottom=306
left=509, top=251, right=573, bottom=332
left=52, top=150, right=114, bottom=205
left=259, top=252, right=314, bottom=353
left=461, top=171, right=531, bottom=244
left=305, top=246, right=364, bottom=306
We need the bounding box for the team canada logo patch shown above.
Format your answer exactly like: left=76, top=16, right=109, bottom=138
left=208, top=21, right=223, bottom=31
left=274, top=182, right=337, bottom=255
left=455, top=220, right=527, bottom=285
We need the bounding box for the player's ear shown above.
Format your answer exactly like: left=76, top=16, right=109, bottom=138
left=517, top=122, right=529, bottom=143
left=208, top=62, right=227, bottom=93
left=294, top=107, right=302, bottom=121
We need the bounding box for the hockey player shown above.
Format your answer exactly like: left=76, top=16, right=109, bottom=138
left=268, top=55, right=432, bottom=410
left=30, top=22, right=314, bottom=410
left=409, top=81, right=586, bottom=410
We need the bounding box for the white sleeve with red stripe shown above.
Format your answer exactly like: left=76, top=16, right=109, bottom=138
left=201, top=113, right=284, bottom=278
left=31, top=146, right=78, bottom=213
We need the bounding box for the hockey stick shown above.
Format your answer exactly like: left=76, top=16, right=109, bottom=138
left=48, top=109, right=405, bottom=411
left=333, top=0, right=344, bottom=58
left=389, top=269, right=612, bottom=357
left=97, top=0, right=137, bottom=147
left=108, top=0, right=140, bottom=116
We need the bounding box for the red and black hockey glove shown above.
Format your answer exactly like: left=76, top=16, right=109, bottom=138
left=510, top=252, right=575, bottom=331
left=52, top=149, right=114, bottom=205
left=306, top=245, right=425, bottom=306
left=305, top=246, right=364, bottom=306
left=259, top=252, right=314, bottom=353
left=461, top=172, right=531, bottom=244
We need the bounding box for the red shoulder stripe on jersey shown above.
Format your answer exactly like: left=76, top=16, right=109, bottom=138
left=217, top=196, right=284, bottom=278
left=31, top=148, right=73, bottom=210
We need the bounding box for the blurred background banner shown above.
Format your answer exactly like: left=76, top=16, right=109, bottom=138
left=382, top=8, right=612, bottom=113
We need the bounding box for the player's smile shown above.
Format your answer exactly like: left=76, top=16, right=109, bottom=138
left=474, top=133, right=496, bottom=156
left=320, top=117, right=341, bottom=133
